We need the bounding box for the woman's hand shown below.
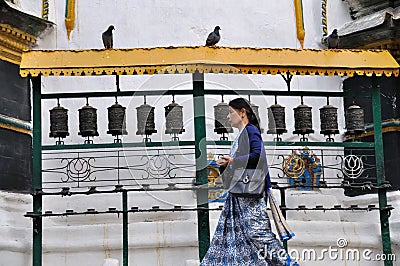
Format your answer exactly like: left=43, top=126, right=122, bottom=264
left=216, top=155, right=233, bottom=167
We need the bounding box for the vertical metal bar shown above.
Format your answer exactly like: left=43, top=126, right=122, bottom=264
left=192, top=72, right=210, bottom=260
left=117, top=150, right=120, bottom=184
left=372, top=77, right=393, bottom=266
left=279, top=188, right=288, bottom=250
left=122, top=190, right=128, bottom=266
left=32, top=76, right=42, bottom=266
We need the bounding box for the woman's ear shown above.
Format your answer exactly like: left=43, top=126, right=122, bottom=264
left=238, top=109, right=244, bottom=118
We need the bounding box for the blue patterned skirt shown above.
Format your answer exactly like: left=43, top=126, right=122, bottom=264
left=200, top=194, right=297, bottom=266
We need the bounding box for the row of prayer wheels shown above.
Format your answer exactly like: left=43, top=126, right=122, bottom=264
left=49, top=97, right=185, bottom=144
left=49, top=97, right=365, bottom=144
left=213, top=97, right=365, bottom=142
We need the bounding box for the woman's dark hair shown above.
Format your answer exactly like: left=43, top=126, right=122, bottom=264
left=229, top=98, right=261, bottom=131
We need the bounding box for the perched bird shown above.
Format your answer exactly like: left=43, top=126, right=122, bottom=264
left=327, top=29, right=339, bottom=49
left=102, top=25, right=115, bottom=49
left=205, top=26, right=221, bottom=46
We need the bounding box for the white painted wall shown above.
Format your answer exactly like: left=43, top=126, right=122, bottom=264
left=2, top=1, right=399, bottom=265
left=34, top=0, right=353, bottom=146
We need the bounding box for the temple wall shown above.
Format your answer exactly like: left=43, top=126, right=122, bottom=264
left=1, top=1, right=398, bottom=265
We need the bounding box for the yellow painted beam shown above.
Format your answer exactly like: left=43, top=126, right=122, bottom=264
left=0, top=41, right=22, bottom=57
left=0, top=24, right=36, bottom=65
left=0, top=122, right=31, bottom=135
left=20, top=46, right=400, bottom=77
left=0, top=24, right=36, bottom=44
left=344, top=126, right=400, bottom=141
left=344, top=119, right=400, bottom=141
left=0, top=115, right=31, bottom=135
left=0, top=35, right=31, bottom=51
left=0, top=54, right=20, bottom=65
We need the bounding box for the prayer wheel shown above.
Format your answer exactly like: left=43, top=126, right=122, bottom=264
left=136, top=103, right=157, bottom=136
left=165, top=101, right=185, bottom=135
left=319, top=104, right=339, bottom=136
left=214, top=101, right=233, bottom=134
left=107, top=102, right=128, bottom=136
left=345, top=104, right=365, bottom=135
left=49, top=104, right=69, bottom=139
left=251, top=103, right=261, bottom=125
left=293, top=103, right=314, bottom=135
left=78, top=103, right=99, bottom=138
left=267, top=103, right=287, bottom=135
left=250, top=102, right=263, bottom=133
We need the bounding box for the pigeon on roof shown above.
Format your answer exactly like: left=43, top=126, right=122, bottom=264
left=327, top=29, right=339, bottom=49
left=205, top=26, right=221, bottom=46
left=102, top=25, right=115, bottom=49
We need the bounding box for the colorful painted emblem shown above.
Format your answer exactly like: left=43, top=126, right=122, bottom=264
left=283, top=147, right=322, bottom=190
left=192, top=155, right=228, bottom=202
left=205, top=160, right=228, bottom=202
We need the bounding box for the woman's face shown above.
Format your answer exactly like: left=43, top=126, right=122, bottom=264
left=228, top=107, right=245, bottom=128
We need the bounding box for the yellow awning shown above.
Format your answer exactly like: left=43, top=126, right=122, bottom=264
left=19, top=46, right=399, bottom=77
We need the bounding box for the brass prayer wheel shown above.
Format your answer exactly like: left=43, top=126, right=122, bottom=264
left=49, top=104, right=69, bottom=139
left=267, top=103, right=287, bottom=135
left=107, top=102, right=128, bottom=136
left=250, top=102, right=263, bottom=133
left=319, top=104, right=339, bottom=136
left=136, top=103, right=157, bottom=136
left=345, top=104, right=365, bottom=135
left=214, top=101, right=233, bottom=134
left=251, top=103, right=261, bottom=126
left=293, top=103, right=314, bottom=135
left=165, top=101, right=185, bottom=135
left=78, top=103, right=99, bottom=138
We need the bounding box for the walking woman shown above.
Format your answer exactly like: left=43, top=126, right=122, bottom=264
left=200, top=98, right=298, bottom=266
